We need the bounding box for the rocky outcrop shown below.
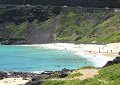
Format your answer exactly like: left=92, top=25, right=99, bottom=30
left=24, top=69, right=71, bottom=85
left=0, top=5, right=61, bottom=44
left=0, top=71, right=42, bottom=84
left=0, top=71, right=7, bottom=80
left=25, top=76, right=42, bottom=85
left=104, top=57, right=120, bottom=67
left=0, top=68, right=72, bottom=84
left=8, top=72, right=41, bottom=78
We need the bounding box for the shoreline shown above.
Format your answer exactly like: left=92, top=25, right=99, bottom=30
left=0, top=43, right=120, bottom=85
left=1, top=42, right=119, bottom=69
left=21, top=43, right=120, bottom=67
left=21, top=43, right=120, bottom=58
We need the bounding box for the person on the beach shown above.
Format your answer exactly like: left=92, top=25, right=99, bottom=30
left=99, top=47, right=100, bottom=53
left=111, top=50, right=112, bottom=53
left=99, top=50, right=100, bottom=53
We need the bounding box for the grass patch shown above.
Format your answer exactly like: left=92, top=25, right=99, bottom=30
left=96, top=64, right=120, bottom=82
left=36, top=19, right=50, bottom=29
left=51, top=73, right=61, bottom=78
left=43, top=80, right=66, bottom=85
left=80, top=66, right=96, bottom=69
left=8, top=21, right=29, bottom=39
left=42, top=79, right=82, bottom=85
left=66, top=72, right=82, bottom=78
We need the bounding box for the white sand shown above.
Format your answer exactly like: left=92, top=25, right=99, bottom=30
left=21, top=43, right=120, bottom=67
left=0, top=77, right=29, bottom=85
left=22, top=43, right=120, bottom=56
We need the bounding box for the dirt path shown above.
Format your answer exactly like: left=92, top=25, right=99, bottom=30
left=74, top=69, right=99, bottom=80
left=50, top=69, right=99, bottom=81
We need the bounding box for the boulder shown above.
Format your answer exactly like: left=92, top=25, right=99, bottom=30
left=25, top=76, right=42, bottom=85
left=59, top=72, right=68, bottom=78
left=61, top=68, right=71, bottom=72
left=0, top=71, right=7, bottom=80
left=104, top=57, right=120, bottom=67
left=25, top=80, right=42, bottom=85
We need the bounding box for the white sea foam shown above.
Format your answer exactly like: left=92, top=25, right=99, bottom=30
left=31, top=71, right=44, bottom=74
left=75, top=52, right=114, bottom=67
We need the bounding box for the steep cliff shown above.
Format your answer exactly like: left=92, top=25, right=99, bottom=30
left=0, top=5, right=120, bottom=44
left=0, top=5, right=61, bottom=44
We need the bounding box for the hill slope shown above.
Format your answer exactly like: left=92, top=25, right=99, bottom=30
left=53, top=9, right=120, bottom=43
left=0, top=5, right=120, bottom=44
left=43, top=63, right=120, bottom=85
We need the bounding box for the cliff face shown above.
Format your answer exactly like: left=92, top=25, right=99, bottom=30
left=0, top=5, right=61, bottom=44
left=0, top=0, right=120, bottom=8
left=0, top=5, right=120, bottom=44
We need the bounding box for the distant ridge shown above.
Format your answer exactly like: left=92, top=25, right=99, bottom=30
left=0, top=0, right=120, bottom=8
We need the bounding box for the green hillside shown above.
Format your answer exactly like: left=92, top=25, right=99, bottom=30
left=43, top=63, right=120, bottom=85
left=2, top=7, right=120, bottom=44
left=8, top=10, right=120, bottom=44
left=53, top=11, right=120, bottom=43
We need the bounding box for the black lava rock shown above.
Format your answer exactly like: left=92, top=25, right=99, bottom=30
left=0, top=71, right=7, bottom=80
left=59, top=72, right=68, bottom=78
left=25, top=80, right=42, bottom=85
left=25, top=76, right=42, bottom=85
left=104, top=57, right=120, bottom=67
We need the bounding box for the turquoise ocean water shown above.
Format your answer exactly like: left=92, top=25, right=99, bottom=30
left=0, top=45, right=94, bottom=72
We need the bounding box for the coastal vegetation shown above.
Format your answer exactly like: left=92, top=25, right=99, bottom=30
left=43, top=63, right=120, bottom=85
left=36, top=19, right=50, bottom=29
left=78, top=66, right=95, bottom=69
left=8, top=21, right=29, bottom=39
left=54, top=11, right=120, bottom=43
left=66, top=72, right=83, bottom=78
left=0, top=5, right=120, bottom=44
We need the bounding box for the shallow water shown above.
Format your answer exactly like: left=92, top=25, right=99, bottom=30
left=0, top=45, right=94, bottom=72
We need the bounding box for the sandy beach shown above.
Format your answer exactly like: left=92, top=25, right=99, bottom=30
left=41, top=43, right=120, bottom=57
left=0, top=77, right=29, bottom=85
left=23, top=43, right=120, bottom=58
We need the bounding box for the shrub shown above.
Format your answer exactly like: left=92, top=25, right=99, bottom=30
left=66, top=72, right=82, bottom=78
